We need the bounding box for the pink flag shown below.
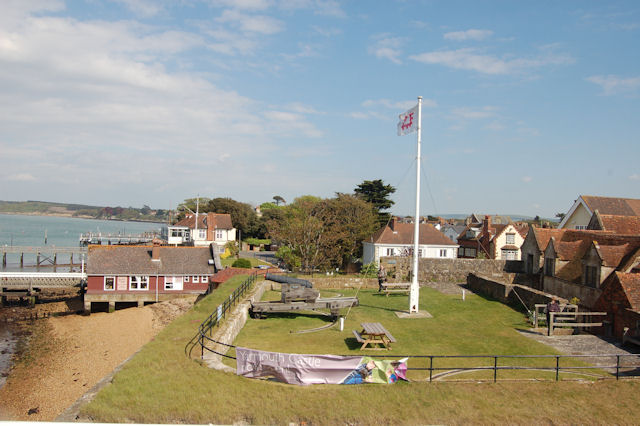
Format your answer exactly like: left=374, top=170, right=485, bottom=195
left=397, top=104, right=418, bottom=136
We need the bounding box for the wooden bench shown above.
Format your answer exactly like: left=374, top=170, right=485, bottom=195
left=380, top=283, right=410, bottom=297
left=354, top=322, right=396, bottom=350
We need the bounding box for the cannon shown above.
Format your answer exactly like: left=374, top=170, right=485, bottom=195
left=249, top=273, right=358, bottom=319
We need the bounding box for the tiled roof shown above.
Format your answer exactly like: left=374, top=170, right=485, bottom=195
left=553, top=240, right=585, bottom=261
left=596, top=243, right=631, bottom=268
left=173, top=213, right=234, bottom=230
left=87, top=245, right=215, bottom=275
left=368, top=221, right=458, bottom=246
left=532, top=228, right=567, bottom=252
left=582, top=196, right=640, bottom=216
left=597, top=214, right=640, bottom=234
left=617, top=272, right=640, bottom=311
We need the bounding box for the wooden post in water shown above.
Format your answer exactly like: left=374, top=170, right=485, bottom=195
left=20, top=252, right=24, bottom=267
left=2, top=252, right=5, bottom=267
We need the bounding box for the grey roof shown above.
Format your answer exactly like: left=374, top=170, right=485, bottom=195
left=87, top=245, right=216, bottom=275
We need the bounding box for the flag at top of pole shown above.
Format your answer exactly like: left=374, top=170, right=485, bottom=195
left=397, top=103, right=419, bottom=136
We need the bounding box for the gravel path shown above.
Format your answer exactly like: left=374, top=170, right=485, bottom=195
left=0, top=297, right=196, bottom=421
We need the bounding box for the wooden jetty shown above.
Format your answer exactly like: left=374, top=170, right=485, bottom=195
left=79, top=231, right=159, bottom=246
left=1, top=246, right=87, bottom=268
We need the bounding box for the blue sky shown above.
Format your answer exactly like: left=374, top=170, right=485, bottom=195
left=1, top=0, right=639, bottom=218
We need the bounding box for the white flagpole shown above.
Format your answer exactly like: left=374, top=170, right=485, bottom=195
left=409, top=96, right=422, bottom=314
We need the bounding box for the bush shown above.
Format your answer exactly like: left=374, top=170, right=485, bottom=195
left=231, top=258, right=252, bottom=269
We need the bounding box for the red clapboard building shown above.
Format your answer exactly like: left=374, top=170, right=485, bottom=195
left=84, top=243, right=217, bottom=313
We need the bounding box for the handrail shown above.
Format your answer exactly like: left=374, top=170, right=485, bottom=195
left=185, top=272, right=258, bottom=358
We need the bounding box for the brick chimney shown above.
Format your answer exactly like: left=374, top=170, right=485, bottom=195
left=390, top=217, right=397, bottom=232
left=151, top=238, right=162, bottom=261
left=482, top=215, right=491, bottom=235
left=207, top=212, right=216, bottom=241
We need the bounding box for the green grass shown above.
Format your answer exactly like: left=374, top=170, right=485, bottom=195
left=80, top=280, right=640, bottom=424
left=221, top=256, right=268, bottom=268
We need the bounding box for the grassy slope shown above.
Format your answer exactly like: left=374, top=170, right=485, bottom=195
left=81, top=280, right=640, bottom=424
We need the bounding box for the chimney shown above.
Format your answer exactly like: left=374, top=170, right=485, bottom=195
left=207, top=212, right=216, bottom=241
left=390, top=217, right=397, bottom=232
left=482, top=215, right=491, bottom=234
left=151, top=238, right=162, bottom=261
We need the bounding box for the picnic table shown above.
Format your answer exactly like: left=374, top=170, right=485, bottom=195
left=352, top=322, right=396, bottom=350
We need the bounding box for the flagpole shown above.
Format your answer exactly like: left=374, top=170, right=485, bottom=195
left=409, top=96, right=422, bottom=314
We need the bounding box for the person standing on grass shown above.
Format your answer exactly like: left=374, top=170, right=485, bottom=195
left=377, top=265, right=386, bottom=292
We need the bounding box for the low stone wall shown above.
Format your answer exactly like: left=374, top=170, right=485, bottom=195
left=308, top=276, right=377, bottom=289
left=543, top=276, right=601, bottom=308
left=467, top=273, right=565, bottom=311
left=383, top=257, right=515, bottom=283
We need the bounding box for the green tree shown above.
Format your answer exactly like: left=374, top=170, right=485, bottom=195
left=207, top=197, right=259, bottom=238
left=354, top=179, right=396, bottom=227
left=273, top=195, right=286, bottom=206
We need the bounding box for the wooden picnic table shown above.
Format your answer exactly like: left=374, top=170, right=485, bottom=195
left=352, top=322, right=396, bottom=350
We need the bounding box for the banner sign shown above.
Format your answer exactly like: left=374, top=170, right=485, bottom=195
left=236, top=347, right=407, bottom=385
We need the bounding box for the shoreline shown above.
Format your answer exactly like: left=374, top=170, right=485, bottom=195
left=0, top=211, right=166, bottom=225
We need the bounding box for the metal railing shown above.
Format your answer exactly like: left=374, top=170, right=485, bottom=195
left=185, top=273, right=258, bottom=358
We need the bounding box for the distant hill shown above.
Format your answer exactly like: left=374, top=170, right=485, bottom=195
left=0, top=200, right=170, bottom=222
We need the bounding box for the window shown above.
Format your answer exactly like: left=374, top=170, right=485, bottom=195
left=502, top=249, right=517, bottom=260
left=216, top=229, right=224, bottom=239
left=506, top=233, right=515, bottom=244
left=464, top=248, right=477, bottom=257
left=201, top=276, right=208, bottom=283
left=584, top=265, right=599, bottom=287
left=544, top=258, right=555, bottom=276
left=198, top=229, right=206, bottom=239
left=439, top=249, right=447, bottom=258
left=458, top=247, right=465, bottom=256
left=130, top=276, right=149, bottom=291
left=192, top=276, right=200, bottom=283
left=575, top=225, right=587, bottom=230
left=104, top=276, right=115, bottom=291
left=184, top=276, right=190, bottom=282
left=165, top=276, right=183, bottom=291
left=386, top=248, right=394, bottom=256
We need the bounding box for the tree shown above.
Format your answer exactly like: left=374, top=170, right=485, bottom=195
left=207, top=197, right=259, bottom=238
left=273, top=195, right=286, bottom=206
left=354, top=179, right=396, bottom=227
left=266, top=194, right=378, bottom=272
left=555, top=212, right=566, bottom=221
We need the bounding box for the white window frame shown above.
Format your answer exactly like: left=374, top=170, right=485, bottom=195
left=129, top=276, right=149, bottom=291
left=386, top=248, right=394, bottom=256
left=184, top=276, right=190, bottom=282
left=216, top=229, right=224, bottom=239
left=439, top=249, right=447, bottom=258
left=506, top=233, right=515, bottom=244
left=198, top=229, right=206, bottom=239
left=165, top=276, right=184, bottom=291
left=104, top=276, right=115, bottom=291
left=192, top=275, right=200, bottom=283
left=201, top=276, right=208, bottom=283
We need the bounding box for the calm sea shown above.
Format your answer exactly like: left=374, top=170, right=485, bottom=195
left=0, top=214, right=165, bottom=269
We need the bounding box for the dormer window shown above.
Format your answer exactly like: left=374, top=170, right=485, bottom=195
left=583, top=264, right=599, bottom=288
left=544, top=257, right=555, bottom=276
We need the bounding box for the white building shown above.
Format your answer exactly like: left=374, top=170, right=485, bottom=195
left=163, top=212, right=236, bottom=248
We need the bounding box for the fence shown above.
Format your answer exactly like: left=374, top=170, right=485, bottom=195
left=185, top=272, right=258, bottom=358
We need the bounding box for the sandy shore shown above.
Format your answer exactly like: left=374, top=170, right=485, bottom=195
left=0, top=297, right=196, bottom=421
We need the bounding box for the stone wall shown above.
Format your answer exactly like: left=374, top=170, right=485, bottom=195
left=467, top=273, right=564, bottom=311
left=543, top=276, right=601, bottom=308
left=382, top=257, right=517, bottom=283
left=307, top=276, right=377, bottom=289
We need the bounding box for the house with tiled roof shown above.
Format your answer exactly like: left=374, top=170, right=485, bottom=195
left=163, top=212, right=236, bottom=248
left=540, top=230, right=640, bottom=307
left=85, top=243, right=220, bottom=312
left=456, top=216, right=528, bottom=260
left=362, top=217, right=458, bottom=265
left=558, top=195, right=640, bottom=230
left=593, top=272, right=640, bottom=340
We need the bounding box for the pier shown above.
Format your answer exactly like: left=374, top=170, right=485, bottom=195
left=0, top=271, right=86, bottom=305
left=79, top=231, right=159, bottom=245
left=1, top=246, right=87, bottom=268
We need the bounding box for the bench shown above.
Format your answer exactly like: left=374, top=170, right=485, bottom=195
left=380, top=283, right=410, bottom=297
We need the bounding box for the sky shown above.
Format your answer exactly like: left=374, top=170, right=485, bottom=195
left=1, top=0, right=639, bottom=218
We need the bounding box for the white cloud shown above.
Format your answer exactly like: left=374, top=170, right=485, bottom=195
left=586, top=75, right=640, bottom=96
left=410, top=48, right=573, bottom=75
left=443, top=29, right=493, bottom=41
left=110, top=0, right=163, bottom=17
left=368, top=35, right=406, bottom=65
left=6, top=173, right=36, bottom=182
left=209, top=0, right=271, bottom=11
left=216, top=9, right=284, bottom=34
left=522, top=176, right=532, bottom=183
left=450, top=106, right=497, bottom=120
left=629, top=174, right=640, bottom=181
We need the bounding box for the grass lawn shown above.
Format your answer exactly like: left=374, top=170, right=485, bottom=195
left=80, top=278, right=640, bottom=424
